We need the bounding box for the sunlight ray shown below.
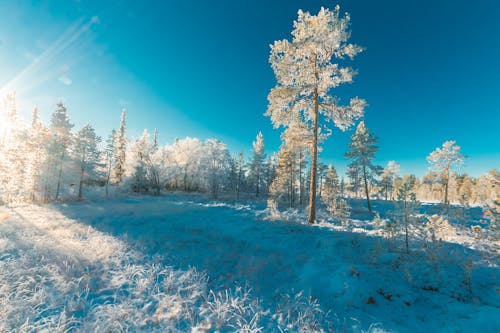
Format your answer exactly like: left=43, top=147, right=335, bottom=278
left=0, top=16, right=97, bottom=96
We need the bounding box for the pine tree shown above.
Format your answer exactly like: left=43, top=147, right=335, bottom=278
left=249, top=132, right=266, bottom=198
left=427, top=140, right=465, bottom=208
left=321, top=165, right=350, bottom=224
left=236, top=153, right=244, bottom=200
left=393, top=175, right=419, bottom=253
left=269, top=146, right=296, bottom=208
left=103, top=130, right=116, bottom=198
left=266, top=6, right=366, bottom=223
left=25, top=106, right=48, bottom=202
left=113, top=109, right=127, bottom=184
left=126, top=129, right=151, bottom=193
left=74, top=124, right=101, bottom=200
left=347, top=163, right=362, bottom=198
left=345, top=121, right=381, bottom=213
left=380, top=161, right=400, bottom=200
left=49, top=101, right=73, bottom=201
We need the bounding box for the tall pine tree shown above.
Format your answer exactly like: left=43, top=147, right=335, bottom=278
left=266, top=6, right=366, bottom=223
left=345, top=121, right=381, bottom=213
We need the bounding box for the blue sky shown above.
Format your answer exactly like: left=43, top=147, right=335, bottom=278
left=0, top=0, right=499, bottom=176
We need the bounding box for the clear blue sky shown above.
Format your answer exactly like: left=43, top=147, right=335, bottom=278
left=0, top=0, right=499, bottom=176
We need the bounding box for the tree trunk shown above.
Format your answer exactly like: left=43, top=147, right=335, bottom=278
left=308, top=87, right=319, bottom=224
left=299, top=150, right=303, bottom=206
left=444, top=164, right=450, bottom=208
left=236, top=166, right=241, bottom=201
left=105, top=158, right=112, bottom=198
left=55, top=150, right=65, bottom=200
left=78, top=165, right=84, bottom=200
left=256, top=172, right=260, bottom=198
left=362, top=163, right=372, bottom=213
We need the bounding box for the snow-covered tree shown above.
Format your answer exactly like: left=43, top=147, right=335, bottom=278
left=269, top=146, right=296, bottom=208
left=112, top=109, right=127, bottom=184
left=345, top=121, right=381, bottom=213
left=49, top=102, right=73, bottom=201
left=103, top=130, right=116, bottom=198
left=379, top=161, right=400, bottom=201
left=346, top=163, right=362, bottom=198
left=74, top=124, right=101, bottom=200
left=321, top=165, right=350, bottom=224
left=266, top=5, right=366, bottom=223
left=0, top=93, right=29, bottom=203
left=229, top=152, right=245, bottom=200
left=126, top=130, right=153, bottom=193
left=168, top=137, right=203, bottom=191
left=248, top=132, right=266, bottom=198
left=202, top=139, right=231, bottom=199
left=393, top=174, right=419, bottom=253
left=24, top=106, right=48, bottom=202
left=427, top=140, right=465, bottom=208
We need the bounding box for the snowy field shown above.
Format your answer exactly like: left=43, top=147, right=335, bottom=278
left=0, top=195, right=499, bottom=332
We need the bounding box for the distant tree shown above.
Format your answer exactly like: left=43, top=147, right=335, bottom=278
left=202, top=139, right=231, bottom=199
left=169, top=137, right=203, bottom=191
left=113, top=109, right=127, bottom=184
left=380, top=161, right=400, bottom=200
left=317, top=163, right=329, bottom=199
left=126, top=130, right=152, bottom=193
left=103, top=130, right=116, bottom=198
left=0, top=93, right=28, bottom=203
left=24, top=106, right=48, bottom=202
left=347, top=163, right=362, bottom=198
left=427, top=140, right=465, bottom=207
left=269, top=146, right=296, bottom=208
left=248, top=132, right=266, bottom=198
left=74, top=124, right=101, bottom=200
left=266, top=5, right=366, bottom=223
left=393, top=174, right=419, bottom=254
left=345, top=121, right=382, bottom=213
left=231, top=152, right=245, bottom=200
left=321, top=165, right=350, bottom=224
left=49, top=102, right=73, bottom=200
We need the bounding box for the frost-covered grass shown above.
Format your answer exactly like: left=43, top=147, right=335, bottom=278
left=1, top=196, right=499, bottom=332
left=0, top=204, right=348, bottom=332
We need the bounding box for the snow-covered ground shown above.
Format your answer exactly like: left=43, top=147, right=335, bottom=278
left=1, top=195, right=499, bottom=332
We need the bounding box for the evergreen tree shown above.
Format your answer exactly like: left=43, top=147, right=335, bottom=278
left=266, top=6, right=366, bottom=223
left=25, top=106, right=48, bottom=202
left=49, top=101, right=73, bottom=200
left=113, top=109, right=127, bottom=184
left=249, top=132, right=266, bottom=198
left=321, top=165, right=350, bottom=224
left=103, top=130, right=116, bottom=198
left=393, top=174, right=419, bottom=253
left=74, top=124, right=101, bottom=200
left=345, top=121, right=381, bottom=213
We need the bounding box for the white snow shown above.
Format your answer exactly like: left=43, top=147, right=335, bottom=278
left=0, top=196, right=499, bottom=332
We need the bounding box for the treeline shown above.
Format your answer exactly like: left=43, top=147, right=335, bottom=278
left=0, top=93, right=498, bottom=216
left=0, top=94, right=277, bottom=203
